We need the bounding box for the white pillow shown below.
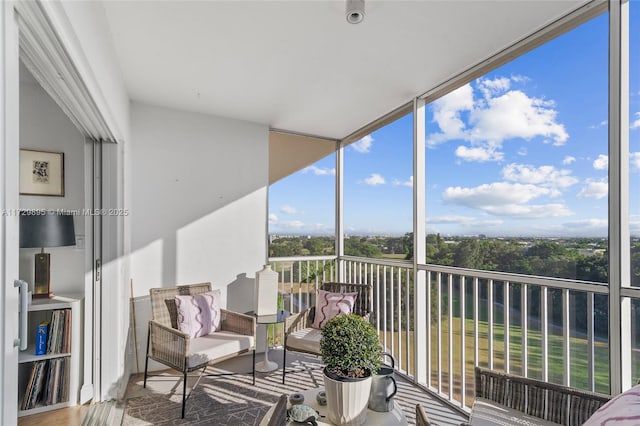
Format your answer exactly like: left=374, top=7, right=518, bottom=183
left=311, top=289, right=358, bottom=329
left=174, top=290, right=222, bottom=338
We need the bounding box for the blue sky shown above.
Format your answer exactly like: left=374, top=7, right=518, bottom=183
left=270, top=6, right=640, bottom=237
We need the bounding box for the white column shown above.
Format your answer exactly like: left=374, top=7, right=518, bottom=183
left=413, top=98, right=427, bottom=384
left=608, top=0, right=631, bottom=395
left=335, top=141, right=345, bottom=281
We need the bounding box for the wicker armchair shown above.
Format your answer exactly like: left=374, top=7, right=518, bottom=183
left=471, top=366, right=611, bottom=426
left=281, top=281, right=372, bottom=384
left=143, top=282, right=256, bottom=418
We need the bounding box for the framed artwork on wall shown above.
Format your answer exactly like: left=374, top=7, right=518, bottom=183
left=19, top=149, right=65, bottom=196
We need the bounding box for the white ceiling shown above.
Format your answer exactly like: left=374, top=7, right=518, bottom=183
left=101, top=0, right=590, bottom=140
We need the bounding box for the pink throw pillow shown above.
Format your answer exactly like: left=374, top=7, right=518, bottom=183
left=175, top=290, right=221, bottom=338
left=583, top=384, right=640, bottom=426
left=311, top=289, right=358, bottom=329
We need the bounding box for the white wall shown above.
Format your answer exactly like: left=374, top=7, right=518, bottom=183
left=128, top=102, right=269, bottom=371
left=18, top=70, right=86, bottom=296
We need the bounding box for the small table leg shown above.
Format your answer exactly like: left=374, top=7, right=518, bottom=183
left=255, top=325, right=278, bottom=372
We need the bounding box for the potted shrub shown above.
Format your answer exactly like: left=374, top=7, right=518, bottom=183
left=320, top=314, right=382, bottom=426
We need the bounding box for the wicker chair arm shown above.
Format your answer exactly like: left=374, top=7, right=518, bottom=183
left=148, top=320, right=189, bottom=371
left=220, top=309, right=256, bottom=339
left=284, top=307, right=314, bottom=334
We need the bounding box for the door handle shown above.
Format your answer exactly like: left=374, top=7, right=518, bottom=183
left=14, top=279, right=28, bottom=350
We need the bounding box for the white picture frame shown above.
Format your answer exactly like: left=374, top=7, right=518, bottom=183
left=19, top=148, right=65, bottom=196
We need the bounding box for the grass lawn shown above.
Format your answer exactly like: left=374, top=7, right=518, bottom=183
left=380, top=315, right=615, bottom=408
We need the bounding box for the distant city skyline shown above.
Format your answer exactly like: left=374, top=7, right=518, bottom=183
left=269, top=9, right=640, bottom=238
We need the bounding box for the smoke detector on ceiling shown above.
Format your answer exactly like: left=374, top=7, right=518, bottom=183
left=346, top=0, right=365, bottom=24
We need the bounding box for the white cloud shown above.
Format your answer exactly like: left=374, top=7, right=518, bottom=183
left=303, top=165, right=336, bottom=176
left=502, top=164, right=578, bottom=190
left=351, top=135, right=373, bottom=153
left=577, top=179, right=608, bottom=199
left=268, top=213, right=278, bottom=223
left=428, top=76, right=569, bottom=163
left=363, top=173, right=385, bottom=186
left=593, top=154, right=608, bottom=170
left=279, top=220, right=305, bottom=229
left=589, top=120, right=608, bottom=129
left=444, top=182, right=549, bottom=206
left=517, top=147, right=527, bottom=156
left=590, top=153, right=640, bottom=171
left=392, top=176, right=413, bottom=187
left=471, top=90, right=568, bottom=145
left=429, top=84, right=474, bottom=145
left=455, top=145, right=503, bottom=162
left=563, top=219, right=608, bottom=229
left=280, top=205, right=298, bottom=214
left=487, top=203, right=572, bottom=218
left=477, top=77, right=511, bottom=98
left=427, top=215, right=476, bottom=224
left=511, top=75, right=530, bottom=84
left=631, top=112, right=640, bottom=129
left=631, top=215, right=640, bottom=236
left=442, top=182, right=572, bottom=218
left=562, top=156, right=576, bottom=165
left=426, top=215, right=504, bottom=227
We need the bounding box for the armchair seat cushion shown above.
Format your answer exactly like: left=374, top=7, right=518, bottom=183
left=286, top=327, right=322, bottom=354
left=188, top=331, right=255, bottom=369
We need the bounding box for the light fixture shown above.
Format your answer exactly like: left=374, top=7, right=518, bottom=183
left=346, top=0, right=365, bottom=24
left=20, top=211, right=76, bottom=298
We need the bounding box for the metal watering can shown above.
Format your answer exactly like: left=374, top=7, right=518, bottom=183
left=368, top=352, right=398, bottom=412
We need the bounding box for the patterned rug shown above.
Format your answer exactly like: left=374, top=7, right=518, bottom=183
left=123, top=356, right=326, bottom=425
left=121, top=351, right=468, bottom=425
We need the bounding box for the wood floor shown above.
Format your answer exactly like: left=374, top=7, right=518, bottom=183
left=18, top=405, right=88, bottom=426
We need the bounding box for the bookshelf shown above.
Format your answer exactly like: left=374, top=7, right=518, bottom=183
left=18, top=294, right=82, bottom=417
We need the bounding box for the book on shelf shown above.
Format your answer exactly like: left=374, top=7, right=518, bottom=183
left=21, top=360, right=47, bottom=411
left=35, top=321, right=49, bottom=356
left=21, top=356, right=71, bottom=411
left=45, top=309, right=71, bottom=355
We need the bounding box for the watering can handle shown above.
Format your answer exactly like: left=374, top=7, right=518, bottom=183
left=382, top=351, right=395, bottom=369
left=386, top=376, right=398, bottom=401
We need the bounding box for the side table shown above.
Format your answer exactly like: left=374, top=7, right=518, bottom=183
left=253, top=310, right=290, bottom=372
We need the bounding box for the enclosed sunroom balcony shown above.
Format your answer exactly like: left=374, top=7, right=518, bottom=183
left=9, top=0, right=639, bottom=425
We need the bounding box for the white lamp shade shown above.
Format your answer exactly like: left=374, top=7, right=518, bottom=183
left=255, top=264, right=278, bottom=315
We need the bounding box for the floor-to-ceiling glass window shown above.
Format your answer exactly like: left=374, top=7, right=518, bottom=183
left=423, top=9, right=610, bottom=400
left=343, top=114, right=414, bottom=257
left=268, top=153, right=336, bottom=312
left=342, top=113, right=415, bottom=375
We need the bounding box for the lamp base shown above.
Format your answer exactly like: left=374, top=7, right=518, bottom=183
left=33, top=292, right=54, bottom=299
left=33, top=252, right=53, bottom=298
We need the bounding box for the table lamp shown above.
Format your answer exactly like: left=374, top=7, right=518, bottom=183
left=19, top=211, right=76, bottom=298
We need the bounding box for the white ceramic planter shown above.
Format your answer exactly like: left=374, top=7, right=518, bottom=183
left=323, top=368, right=372, bottom=426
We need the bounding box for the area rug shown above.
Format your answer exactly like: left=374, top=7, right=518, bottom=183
left=122, top=358, right=326, bottom=426
left=121, top=351, right=466, bottom=425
